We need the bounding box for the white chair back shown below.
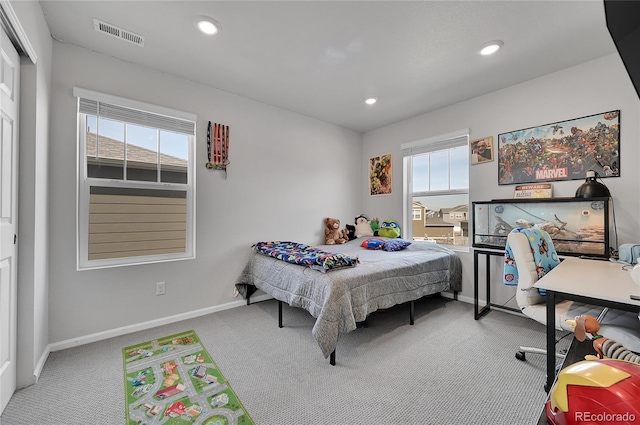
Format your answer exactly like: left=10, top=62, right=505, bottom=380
left=507, top=231, right=546, bottom=319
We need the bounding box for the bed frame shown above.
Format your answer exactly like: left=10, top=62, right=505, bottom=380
left=246, top=292, right=458, bottom=365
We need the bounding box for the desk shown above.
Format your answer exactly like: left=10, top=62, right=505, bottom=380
left=534, top=257, right=640, bottom=392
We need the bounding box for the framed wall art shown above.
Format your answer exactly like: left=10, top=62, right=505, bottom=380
left=470, top=136, right=494, bottom=165
left=497, top=110, right=620, bottom=185
left=369, top=153, right=392, bottom=195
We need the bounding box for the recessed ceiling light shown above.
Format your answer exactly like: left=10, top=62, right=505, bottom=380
left=195, top=16, right=220, bottom=35
left=479, top=40, right=503, bottom=56
left=364, top=97, right=378, bottom=105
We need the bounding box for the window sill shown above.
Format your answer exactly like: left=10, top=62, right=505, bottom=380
left=77, top=253, right=195, bottom=271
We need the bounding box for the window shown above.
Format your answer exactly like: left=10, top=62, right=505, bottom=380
left=74, top=88, right=196, bottom=270
left=402, top=129, right=469, bottom=248
left=412, top=208, right=422, bottom=221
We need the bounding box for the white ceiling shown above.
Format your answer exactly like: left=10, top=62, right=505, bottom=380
left=38, top=1, right=617, bottom=133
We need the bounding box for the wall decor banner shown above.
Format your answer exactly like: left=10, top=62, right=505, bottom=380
left=498, top=110, right=620, bottom=185
left=369, top=153, right=392, bottom=195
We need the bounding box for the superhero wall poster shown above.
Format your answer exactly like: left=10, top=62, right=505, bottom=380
left=497, top=110, right=620, bottom=185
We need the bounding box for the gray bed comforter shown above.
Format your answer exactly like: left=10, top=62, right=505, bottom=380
left=235, top=238, right=462, bottom=358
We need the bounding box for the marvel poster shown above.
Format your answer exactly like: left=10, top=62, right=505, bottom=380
left=498, top=110, right=620, bottom=185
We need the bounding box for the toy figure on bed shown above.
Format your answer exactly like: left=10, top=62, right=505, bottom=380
left=344, top=224, right=357, bottom=241
left=370, top=218, right=380, bottom=235
left=354, top=214, right=374, bottom=238
left=324, top=217, right=348, bottom=245
left=378, top=219, right=401, bottom=238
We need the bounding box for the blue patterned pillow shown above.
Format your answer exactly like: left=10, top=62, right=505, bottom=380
left=360, top=237, right=386, bottom=250
left=383, top=239, right=411, bottom=252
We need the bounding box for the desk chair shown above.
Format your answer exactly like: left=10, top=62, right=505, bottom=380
left=507, top=231, right=640, bottom=361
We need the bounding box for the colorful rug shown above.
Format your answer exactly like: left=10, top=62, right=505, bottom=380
left=122, top=330, right=254, bottom=425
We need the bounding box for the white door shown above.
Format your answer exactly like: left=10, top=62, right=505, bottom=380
left=0, top=25, right=19, bottom=414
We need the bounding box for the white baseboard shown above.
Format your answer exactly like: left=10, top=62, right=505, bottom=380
left=33, top=344, right=52, bottom=383
left=441, top=291, right=475, bottom=305
left=48, top=293, right=273, bottom=352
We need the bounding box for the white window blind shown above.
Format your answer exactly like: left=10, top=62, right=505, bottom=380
left=78, top=98, right=195, bottom=135
left=401, top=128, right=470, bottom=157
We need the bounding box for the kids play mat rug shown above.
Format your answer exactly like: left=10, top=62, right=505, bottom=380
left=123, top=330, right=254, bottom=425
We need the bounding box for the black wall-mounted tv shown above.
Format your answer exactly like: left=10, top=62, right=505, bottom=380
left=604, top=0, right=640, bottom=99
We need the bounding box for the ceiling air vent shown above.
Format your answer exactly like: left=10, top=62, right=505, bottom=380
left=93, top=18, right=145, bottom=47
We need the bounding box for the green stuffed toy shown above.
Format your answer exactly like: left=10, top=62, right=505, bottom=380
left=370, top=218, right=380, bottom=235
left=378, top=219, right=401, bottom=238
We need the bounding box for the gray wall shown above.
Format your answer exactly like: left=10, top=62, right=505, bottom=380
left=362, top=53, right=640, bottom=308
left=48, top=41, right=362, bottom=344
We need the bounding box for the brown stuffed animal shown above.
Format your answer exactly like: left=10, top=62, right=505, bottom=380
left=324, top=217, right=348, bottom=245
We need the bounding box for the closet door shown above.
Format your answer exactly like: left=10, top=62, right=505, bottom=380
left=0, top=23, right=20, bottom=414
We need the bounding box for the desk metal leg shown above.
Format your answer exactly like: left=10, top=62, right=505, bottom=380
left=485, top=253, right=491, bottom=309
left=474, top=250, right=478, bottom=316
left=474, top=250, right=492, bottom=320
left=545, top=290, right=556, bottom=392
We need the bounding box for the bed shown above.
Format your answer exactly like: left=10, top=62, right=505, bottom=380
left=234, top=238, right=462, bottom=364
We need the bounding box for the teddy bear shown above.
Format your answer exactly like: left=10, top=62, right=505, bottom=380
left=354, top=214, right=374, bottom=238
left=324, top=217, right=348, bottom=244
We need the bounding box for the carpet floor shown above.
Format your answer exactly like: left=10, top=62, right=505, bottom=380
left=1, top=296, right=568, bottom=425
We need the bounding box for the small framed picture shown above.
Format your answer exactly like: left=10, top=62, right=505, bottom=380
left=470, top=136, right=494, bottom=165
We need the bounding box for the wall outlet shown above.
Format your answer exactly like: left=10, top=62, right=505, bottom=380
left=156, top=281, right=166, bottom=296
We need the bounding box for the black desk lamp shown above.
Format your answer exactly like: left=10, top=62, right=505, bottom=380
left=575, top=170, right=611, bottom=198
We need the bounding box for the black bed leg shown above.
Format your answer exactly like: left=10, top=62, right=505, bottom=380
left=330, top=350, right=336, bottom=366
left=409, top=300, right=415, bottom=325
left=246, top=294, right=251, bottom=306
left=278, top=300, right=283, bottom=328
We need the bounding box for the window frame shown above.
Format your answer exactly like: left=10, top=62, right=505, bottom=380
left=74, top=88, right=197, bottom=270
left=402, top=129, right=470, bottom=251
